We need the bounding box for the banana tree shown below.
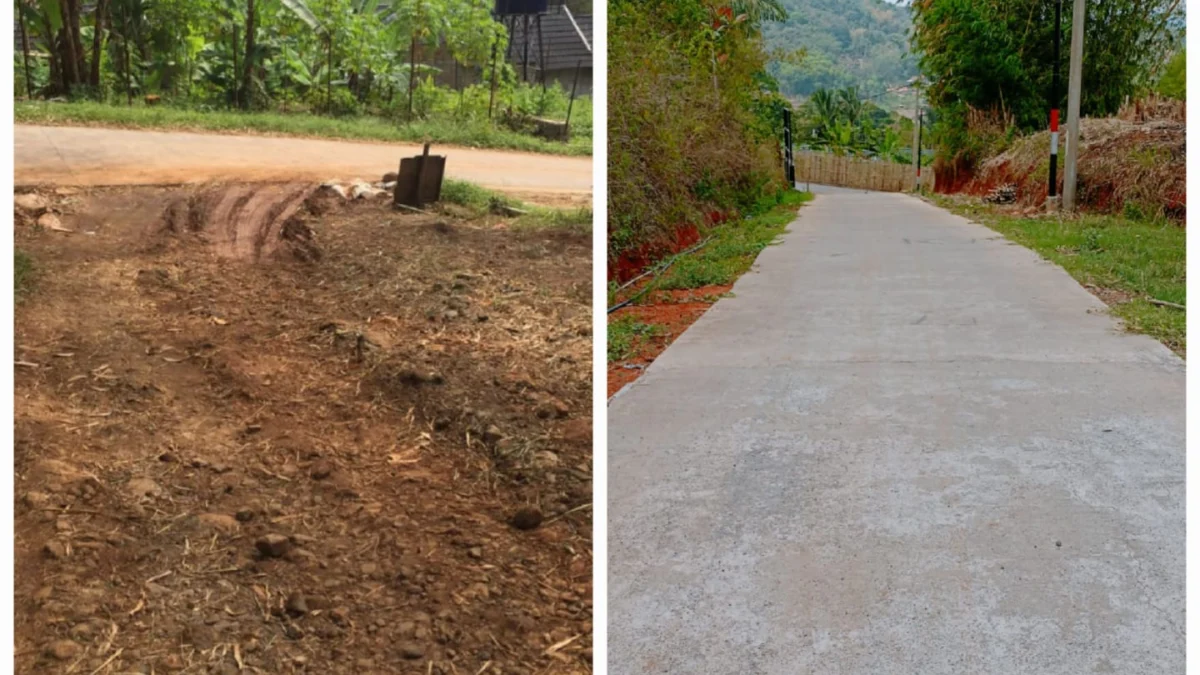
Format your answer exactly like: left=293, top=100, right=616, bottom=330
left=276, top=0, right=332, bottom=110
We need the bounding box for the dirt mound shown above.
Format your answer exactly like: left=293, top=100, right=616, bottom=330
left=15, top=185, right=593, bottom=674
left=965, top=118, right=1185, bottom=221
left=161, top=182, right=321, bottom=262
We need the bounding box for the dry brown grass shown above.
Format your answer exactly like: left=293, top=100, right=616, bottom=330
left=968, top=116, right=1185, bottom=221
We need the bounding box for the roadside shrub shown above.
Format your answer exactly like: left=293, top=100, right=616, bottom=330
left=609, top=0, right=787, bottom=263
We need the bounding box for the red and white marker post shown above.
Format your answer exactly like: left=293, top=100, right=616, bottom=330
left=1048, top=0, right=1062, bottom=203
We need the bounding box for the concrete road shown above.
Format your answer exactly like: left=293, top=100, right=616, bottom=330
left=14, top=125, right=591, bottom=197
left=608, top=189, right=1184, bottom=674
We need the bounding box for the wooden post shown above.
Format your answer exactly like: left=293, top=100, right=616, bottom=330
left=536, top=14, right=546, bottom=91
left=415, top=142, right=430, bottom=208
left=488, top=39, right=499, bottom=120
left=522, top=15, right=529, bottom=82
left=565, top=59, right=582, bottom=137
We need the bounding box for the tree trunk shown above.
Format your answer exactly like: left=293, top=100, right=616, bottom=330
left=408, top=34, right=417, bottom=118
left=122, top=5, right=132, bottom=104
left=67, top=0, right=87, bottom=85
left=90, top=0, right=108, bottom=90
left=231, top=24, right=240, bottom=108
left=41, top=12, right=62, bottom=95
left=241, top=0, right=255, bottom=109
left=18, top=0, right=35, bottom=97
left=408, top=0, right=420, bottom=119
left=59, top=0, right=82, bottom=93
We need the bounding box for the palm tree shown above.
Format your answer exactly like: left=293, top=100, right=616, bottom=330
left=837, top=86, right=863, bottom=126
left=808, top=87, right=839, bottom=141
left=731, top=0, right=787, bottom=24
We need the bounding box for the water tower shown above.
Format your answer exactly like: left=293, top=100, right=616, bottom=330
left=495, top=0, right=555, bottom=84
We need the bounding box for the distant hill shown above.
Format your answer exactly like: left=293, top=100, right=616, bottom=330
left=764, top=0, right=917, bottom=109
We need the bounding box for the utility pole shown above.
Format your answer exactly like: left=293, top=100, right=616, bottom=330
left=1047, top=0, right=1062, bottom=206
left=1062, top=0, right=1086, bottom=212
left=916, top=104, right=923, bottom=190
left=910, top=77, right=921, bottom=190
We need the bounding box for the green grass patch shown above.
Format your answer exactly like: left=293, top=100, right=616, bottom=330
left=656, top=190, right=812, bottom=290
left=440, top=179, right=591, bottom=231
left=15, top=101, right=592, bottom=157
left=935, top=196, right=1186, bottom=355
left=441, top=179, right=508, bottom=211
left=514, top=207, right=593, bottom=231
left=15, top=250, right=33, bottom=298
left=608, top=315, right=664, bottom=362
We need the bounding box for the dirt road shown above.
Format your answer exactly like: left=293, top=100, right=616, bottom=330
left=14, top=125, right=592, bottom=199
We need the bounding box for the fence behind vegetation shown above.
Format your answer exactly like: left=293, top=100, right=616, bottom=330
left=795, top=151, right=918, bottom=193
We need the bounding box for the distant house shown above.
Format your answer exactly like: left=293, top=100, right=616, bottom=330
left=503, top=5, right=592, bottom=95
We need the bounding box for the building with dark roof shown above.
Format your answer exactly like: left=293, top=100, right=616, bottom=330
left=502, top=5, right=592, bottom=94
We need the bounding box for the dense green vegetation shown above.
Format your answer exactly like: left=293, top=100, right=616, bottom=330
left=12, top=0, right=591, bottom=152
left=911, top=0, right=1184, bottom=167
left=939, top=196, right=1185, bottom=355
left=764, top=0, right=915, bottom=104
left=795, top=85, right=915, bottom=161
left=609, top=0, right=793, bottom=260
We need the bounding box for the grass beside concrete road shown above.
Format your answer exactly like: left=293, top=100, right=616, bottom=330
left=656, top=190, right=814, bottom=290
left=936, top=195, right=1186, bottom=356
left=606, top=190, right=813, bottom=362
left=608, top=315, right=664, bottom=362
left=15, top=101, right=592, bottom=157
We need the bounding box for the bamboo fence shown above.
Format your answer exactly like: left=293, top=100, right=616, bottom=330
left=795, top=151, right=919, bottom=193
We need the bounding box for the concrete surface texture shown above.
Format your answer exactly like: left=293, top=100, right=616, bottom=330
left=14, top=125, right=591, bottom=196
left=608, top=188, right=1184, bottom=674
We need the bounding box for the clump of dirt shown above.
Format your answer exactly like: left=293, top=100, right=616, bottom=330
left=15, top=185, right=593, bottom=674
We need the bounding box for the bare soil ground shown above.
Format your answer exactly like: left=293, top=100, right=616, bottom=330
left=14, top=184, right=593, bottom=674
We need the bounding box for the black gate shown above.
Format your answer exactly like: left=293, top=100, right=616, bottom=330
left=782, top=108, right=795, bottom=187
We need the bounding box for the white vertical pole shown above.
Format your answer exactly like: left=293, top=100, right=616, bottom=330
left=1063, top=0, right=1086, bottom=212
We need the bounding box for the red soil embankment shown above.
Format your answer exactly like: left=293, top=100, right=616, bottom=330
left=946, top=115, right=1186, bottom=222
